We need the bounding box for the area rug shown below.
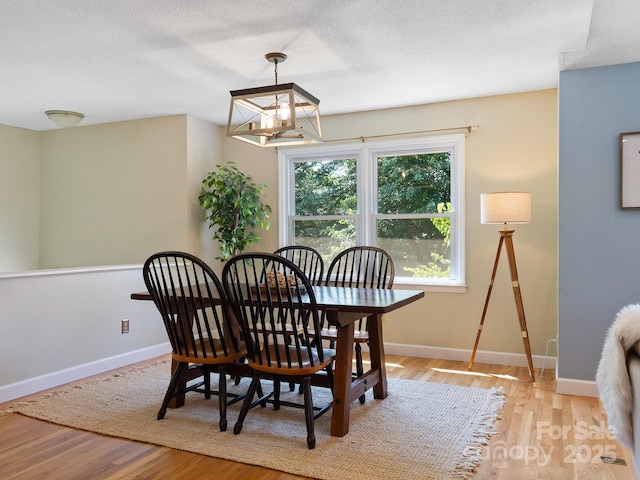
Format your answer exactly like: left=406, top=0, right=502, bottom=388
left=3, top=361, right=505, bottom=480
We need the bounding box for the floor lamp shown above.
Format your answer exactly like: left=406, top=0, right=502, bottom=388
left=468, top=191, right=535, bottom=382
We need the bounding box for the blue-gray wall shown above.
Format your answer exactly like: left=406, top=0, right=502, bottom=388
left=559, top=62, right=640, bottom=381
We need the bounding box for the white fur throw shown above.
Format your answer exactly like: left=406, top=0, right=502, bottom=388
left=596, top=303, right=640, bottom=448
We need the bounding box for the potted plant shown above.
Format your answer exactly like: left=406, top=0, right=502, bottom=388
left=198, top=162, right=271, bottom=261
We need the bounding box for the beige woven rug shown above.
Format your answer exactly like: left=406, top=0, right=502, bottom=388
left=4, top=360, right=505, bottom=480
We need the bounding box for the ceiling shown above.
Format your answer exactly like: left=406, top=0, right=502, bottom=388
left=2, top=0, right=640, bottom=132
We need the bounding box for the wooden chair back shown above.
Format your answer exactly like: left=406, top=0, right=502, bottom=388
left=142, top=251, right=243, bottom=363
left=274, top=245, right=324, bottom=285
left=325, top=246, right=395, bottom=289
left=222, top=252, right=327, bottom=371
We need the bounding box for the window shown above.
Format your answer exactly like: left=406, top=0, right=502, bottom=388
left=278, top=135, right=465, bottom=289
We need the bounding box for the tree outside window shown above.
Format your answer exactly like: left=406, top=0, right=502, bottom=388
left=279, top=135, right=464, bottom=286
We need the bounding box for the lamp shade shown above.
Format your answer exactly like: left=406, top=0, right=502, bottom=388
left=480, top=191, right=531, bottom=225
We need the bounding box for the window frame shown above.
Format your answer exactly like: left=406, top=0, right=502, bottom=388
left=278, top=134, right=466, bottom=291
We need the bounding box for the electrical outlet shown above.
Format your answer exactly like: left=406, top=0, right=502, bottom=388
left=121, top=319, right=129, bottom=334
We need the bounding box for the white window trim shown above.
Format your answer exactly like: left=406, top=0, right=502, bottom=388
left=278, top=135, right=466, bottom=292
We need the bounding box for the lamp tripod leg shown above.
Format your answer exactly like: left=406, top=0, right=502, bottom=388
left=468, top=236, right=505, bottom=370
left=503, top=235, right=535, bottom=383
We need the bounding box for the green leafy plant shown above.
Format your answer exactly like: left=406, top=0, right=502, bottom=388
left=198, top=162, right=271, bottom=261
left=404, top=202, right=451, bottom=278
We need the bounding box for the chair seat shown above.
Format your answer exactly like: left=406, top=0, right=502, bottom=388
left=172, top=339, right=247, bottom=365
left=249, top=344, right=336, bottom=376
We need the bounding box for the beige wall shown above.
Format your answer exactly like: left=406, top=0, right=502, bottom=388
left=0, top=125, right=39, bottom=272
left=186, top=116, right=223, bottom=266
left=37, top=115, right=219, bottom=268
left=221, top=136, right=280, bottom=255
left=222, top=89, right=558, bottom=356
left=2, top=114, right=222, bottom=271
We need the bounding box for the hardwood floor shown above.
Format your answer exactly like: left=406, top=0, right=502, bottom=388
left=0, top=355, right=635, bottom=479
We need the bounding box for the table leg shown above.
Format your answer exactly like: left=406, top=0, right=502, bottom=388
left=331, top=320, right=355, bottom=437
left=367, top=313, right=388, bottom=399
left=167, top=361, right=207, bottom=408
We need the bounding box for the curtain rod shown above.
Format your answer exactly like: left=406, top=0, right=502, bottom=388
left=323, top=124, right=479, bottom=143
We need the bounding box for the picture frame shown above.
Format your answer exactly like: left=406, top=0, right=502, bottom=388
left=620, top=131, right=640, bottom=209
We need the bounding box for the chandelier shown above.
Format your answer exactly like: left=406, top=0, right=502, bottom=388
left=226, top=52, right=322, bottom=147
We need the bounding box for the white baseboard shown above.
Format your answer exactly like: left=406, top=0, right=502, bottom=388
left=556, top=377, right=599, bottom=398
left=383, top=342, right=557, bottom=370
left=0, top=343, right=171, bottom=403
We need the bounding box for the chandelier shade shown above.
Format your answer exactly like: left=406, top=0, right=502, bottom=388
left=226, top=53, right=322, bottom=147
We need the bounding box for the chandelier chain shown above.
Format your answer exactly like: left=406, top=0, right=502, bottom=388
left=274, top=59, right=279, bottom=85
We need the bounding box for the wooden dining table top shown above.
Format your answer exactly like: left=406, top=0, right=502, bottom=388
left=131, top=285, right=423, bottom=314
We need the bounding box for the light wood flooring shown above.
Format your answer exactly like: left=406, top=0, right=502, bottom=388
left=0, top=355, right=635, bottom=480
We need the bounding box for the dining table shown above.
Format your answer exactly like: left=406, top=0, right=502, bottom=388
left=131, top=285, right=424, bottom=437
